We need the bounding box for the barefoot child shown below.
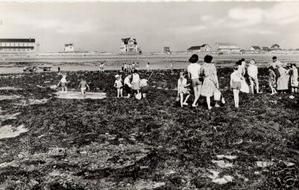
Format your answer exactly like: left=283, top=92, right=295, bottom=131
left=114, top=74, right=123, bottom=98
left=269, top=67, right=277, bottom=95
left=177, top=72, right=190, bottom=107
left=78, top=78, right=90, bottom=96
left=57, top=74, right=68, bottom=92
left=290, top=63, right=298, bottom=93
left=230, top=65, right=242, bottom=108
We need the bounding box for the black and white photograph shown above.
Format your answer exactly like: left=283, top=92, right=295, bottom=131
left=0, top=0, right=298, bottom=189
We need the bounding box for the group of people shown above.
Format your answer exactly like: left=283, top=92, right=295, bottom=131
left=179, top=54, right=224, bottom=109
left=122, top=62, right=139, bottom=73
left=55, top=54, right=298, bottom=108
left=177, top=54, right=298, bottom=109
left=114, top=70, right=149, bottom=99
left=268, top=56, right=298, bottom=94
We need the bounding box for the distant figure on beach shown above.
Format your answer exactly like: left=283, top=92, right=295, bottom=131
left=230, top=65, right=242, bottom=108
left=146, top=62, right=150, bottom=72
left=57, top=74, right=68, bottom=92
left=290, top=63, right=298, bottom=93
left=78, top=78, right=90, bottom=96
left=114, top=74, right=123, bottom=98
left=58, top=67, right=61, bottom=73
left=247, top=59, right=260, bottom=94
left=177, top=71, right=190, bottom=107
left=99, top=62, right=105, bottom=72
left=187, top=54, right=202, bottom=107
left=201, top=55, right=220, bottom=110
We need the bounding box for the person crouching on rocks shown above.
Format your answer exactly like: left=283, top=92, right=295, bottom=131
left=114, top=74, right=123, bottom=98
left=78, top=78, right=90, bottom=97
left=140, top=78, right=149, bottom=98
left=177, top=71, right=190, bottom=107
left=57, top=73, right=68, bottom=93
left=124, top=74, right=133, bottom=98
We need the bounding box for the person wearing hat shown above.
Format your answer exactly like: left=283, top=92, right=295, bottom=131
left=247, top=59, right=260, bottom=94
left=187, top=54, right=202, bottom=107
left=114, top=74, right=123, bottom=98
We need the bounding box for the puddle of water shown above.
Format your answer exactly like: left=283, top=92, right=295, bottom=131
left=216, top=155, right=237, bottom=160
left=15, top=99, right=49, bottom=106
left=0, top=112, right=21, bottom=121
left=0, top=87, right=22, bottom=91
left=134, top=180, right=165, bottom=190
left=207, top=169, right=234, bottom=185
left=55, top=91, right=106, bottom=100
left=0, top=124, right=28, bottom=139
left=212, top=160, right=233, bottom=168
left=256, top=161, right=274, bottom=168
left=0, top=95, right=22, bottom=101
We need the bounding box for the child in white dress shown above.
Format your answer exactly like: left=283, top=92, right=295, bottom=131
left=114, top=75, right=123, bottom=98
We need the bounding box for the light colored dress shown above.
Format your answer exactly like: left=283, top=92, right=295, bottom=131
left=277, top=67, right=290, bottom=90
left=291, top=67, right=298, bottom=87
left=177, top=78, right=189, bottom=94
left=201, top=63, right=218, bottom=97
left=131, top=73, right=140, bottom=90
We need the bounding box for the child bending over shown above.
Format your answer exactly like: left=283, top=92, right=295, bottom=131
left=78, top=78, right=90, bottom=96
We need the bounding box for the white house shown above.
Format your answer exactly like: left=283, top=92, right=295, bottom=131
left=216, top=43, right=241, bottom=54
left=187, top=44, right=211, bottom=53
left=64, top=43, right=74, bottom=52
left=120, top=37, right=140, bottom=54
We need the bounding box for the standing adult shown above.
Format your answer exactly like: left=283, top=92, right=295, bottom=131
left=200, top=55, right=219, bottom=110
left=187, top=54, right=202, bottom=107
left=247, top=59, right=260, bottom=94
left=131, top=70, right=141, bottom=94
left=276, top=64, right=290, bottom=92
left=269, top=56, right=282, bottom=82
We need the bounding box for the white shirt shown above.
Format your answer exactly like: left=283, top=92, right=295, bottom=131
left=187, top=63, right=201, bottom=79
left=132, top=73, right=140, bottom=83
left=124, top=76, right=132, bottom=87
left=247, top=64, right=258, bottom=79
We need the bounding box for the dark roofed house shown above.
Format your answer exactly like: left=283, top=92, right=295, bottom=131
left=250, top=46, right=261, bottom=51
left=271, top=44, right=281, bottom=50
left=187, top=44, right=211, bottom=52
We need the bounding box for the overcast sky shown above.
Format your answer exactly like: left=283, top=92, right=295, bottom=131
left=0, top=1, right=299, bottom=52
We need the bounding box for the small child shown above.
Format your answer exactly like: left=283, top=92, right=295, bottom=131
left=230, top=65, right=242, bottom=108
left=177, top=72, right=190, bottom=107
left=78, top=78, right=90, bottom=96
left=290, top=63, right=298, bottom=93
left=114, top=74, right=123, bottom=98
left=57, top=74, right=68, bottom=92
left=269, top=67, right=277, bottom=95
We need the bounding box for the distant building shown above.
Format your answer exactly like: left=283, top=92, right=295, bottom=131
left=120, top=37, right=141, bottom=54
left=64, top=43, right=74, bottom=52
left=0, top=38, right=36, bottom=53
left=248, top=46, right=262, bottom=53
left=216, top=43, right=241, bottom=54
left=163, top=47, right=171, bottom=54
left=187, top=44, right=211, bottom=53
left=271, top=44, right=281, bottom=50
left=262, top=46, right=271, bottom=52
